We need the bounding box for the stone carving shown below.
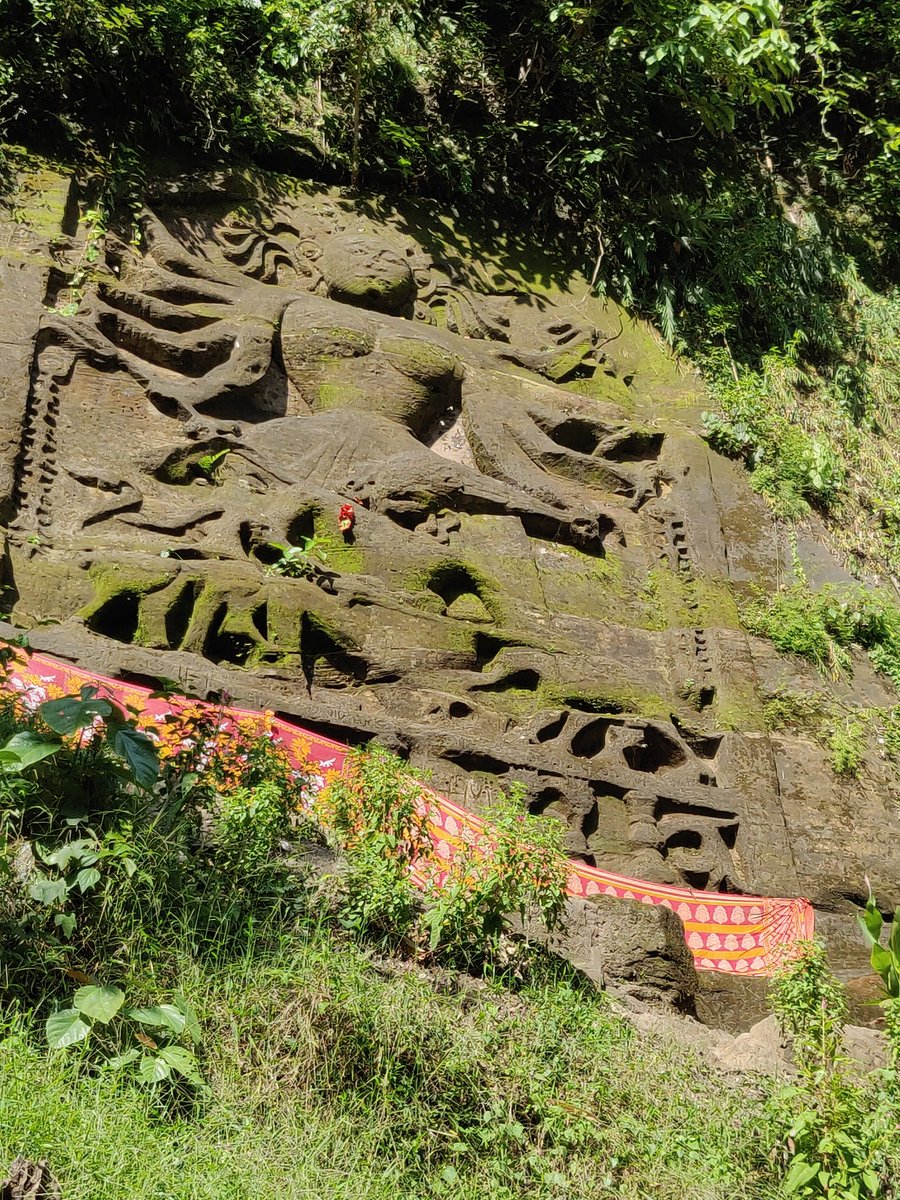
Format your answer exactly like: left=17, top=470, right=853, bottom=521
left=2, top=165, right=899, bottom=1008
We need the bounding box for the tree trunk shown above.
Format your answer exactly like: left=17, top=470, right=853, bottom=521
left=349, top=0, right=373, bottom=189
left=350, top=25, right=365, bottom=188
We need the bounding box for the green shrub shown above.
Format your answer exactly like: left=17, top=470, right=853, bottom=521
left=858, top=888, right=900, bottom=1004
left=0, top=682, right=311, bottom=1004
left=321, top=749, right=568, bottom=968
left=701, top=344, right=846, bottom=519
left=45, top=983, right=203, bottom=1094
left=214, top=779, right=294, bottom=876
left=743, top=581, right=900, bottom=688
left=769, top=941, right=897, bottom=1198
left=421, top=781, right=568, bottom=967
left=827, top=716, right=867, bottom=777
left=320, top=743, right=430, bottom=946
left=763, top=688, right=825, bottom=732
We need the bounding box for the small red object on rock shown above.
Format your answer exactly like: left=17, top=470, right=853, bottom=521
left=338, top=503, right=356, bottom=534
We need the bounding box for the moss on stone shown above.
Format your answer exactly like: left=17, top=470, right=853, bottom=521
left=544, top=541, right=625, bottom=585
left=638, top=565, right=739, bottom=631
left=539, top=682, right=668, bottom=719
left=445, top=593, right=493, bottom=623
left=312, top=327, right=374, bottom=360
left=714, top=682, right=767, bottom=732
left=79, top=564, right=175, bottom=646
left=315, top=380, right=369, bottom=410
left=541, top=341, right=596, bottom=382
left=380, top=336, right=461, bottom=382
left=328, top=273, right=414, bottom=314
left=14, top=166, right=73, bottom=236
left=561, top=373, right=635, bottom=412
left=311, top=515, right=363, bottom=573
left=406, top=557, right=505, bottom=623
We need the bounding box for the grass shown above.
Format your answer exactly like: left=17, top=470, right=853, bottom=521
left=700, top=274, right=900, bottom=582
left=742, top=577, right=900, bottom=689
left=1, top=686, right=896, bottom=1200
left=0, top=922, right=782, bottom=1200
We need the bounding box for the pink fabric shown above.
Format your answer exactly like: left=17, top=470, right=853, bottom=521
left=3, top=647, right=814, bottom=975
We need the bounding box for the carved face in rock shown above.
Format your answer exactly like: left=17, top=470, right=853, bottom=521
left=317, top=233, right=417, bottom=316
left=6, top=176, right=898, bottom=931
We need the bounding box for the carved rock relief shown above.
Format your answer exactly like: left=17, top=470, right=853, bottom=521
left=2, top=168, right=899, bottom=946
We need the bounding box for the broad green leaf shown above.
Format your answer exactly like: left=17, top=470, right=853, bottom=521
left=38, top=838, right=97, bottom=871
left=871, top=943, right=894, bottom=983
left=40, top=694, right=112, bottom=735
left=158, top=1004, right=188, bottom=1034
left=127, top=1006, right=169, bottom=1027
left=863, top=1169, right=881, bottom=1193
left=858, top=898, right=883, bottom=947
left=28, top=877, right=67, bottom=906
left=106, top=1048, right=141, bottom=1070
left=889, top=908, right=900, bottom=967
left=128, top=1005, right=183, bottom=1033
left=46, top=1008, right=91, bottom=1049
left=173, top=994, right=202, bottom=1045
left=158, top=1045, right=204, bottom=1086
left=73, top=984, right=126, bottom=1024
left=53, top=911, right=76, bottom=938
left=0, top=731, right=61, bottom=771
left=784, top=1157, right=818, bottom=1193
left=109, top=723, right=159, bottom=789
left=138, top=1054, right=172, bottom=1084
left=74, top=866, right=102, bottom=893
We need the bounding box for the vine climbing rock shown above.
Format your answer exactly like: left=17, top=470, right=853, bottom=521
left=1, top=162, right=899, bottom=1023
left=0, top=1159, right=62, bottom=1200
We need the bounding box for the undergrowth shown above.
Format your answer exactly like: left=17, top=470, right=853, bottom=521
left=0, top=932, right=781, bottom=1200
left=701, top=276, right=900, bottom=579
left=743, top=578, right=900, bottom=688
left=743, top=557, right=900, bottom=775
left=1, top=660, right=898, bottom=1198
left=770, top=940, right=900, bottom=1199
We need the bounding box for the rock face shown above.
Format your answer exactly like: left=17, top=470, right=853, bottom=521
left=519, top=895, right=698, bottom=1009
left=1, top=165, right=898, bottom=1007
left=0, top=1158, right=61, bottom=1200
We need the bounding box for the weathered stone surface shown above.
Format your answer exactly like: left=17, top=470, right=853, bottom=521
left=533, top=895, right=698, bottom=1008
left=630, top=1010, right=887, bottom=1078
left=0, top=1158, right=61, bottom=1200
left=1, top=165, right=899, bottom=1018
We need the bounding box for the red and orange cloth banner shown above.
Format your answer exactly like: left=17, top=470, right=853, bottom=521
left=1, top=646, right=814, bottom=975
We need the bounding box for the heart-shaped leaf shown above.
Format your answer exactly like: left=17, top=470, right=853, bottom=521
left=40, top=838, right=98, bottom=871
left=0, top=731, right=62, bottom=772
left=138, top=1054, right=172, bottom=1084
left=109, top=723, right=159, bottom=790
left=74, top=867, right=102, bottom=893
left=54, top=911, right=77, bottom=938
left=28, top=877, right=67, bottom=906
left=73, top=984, right=125, bottom=1024
left=40, top=694, right=112, bottom=735
left=158, top=1046, right=204, bottom=1086
left=46, top=1008, right=91, bottom=1049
